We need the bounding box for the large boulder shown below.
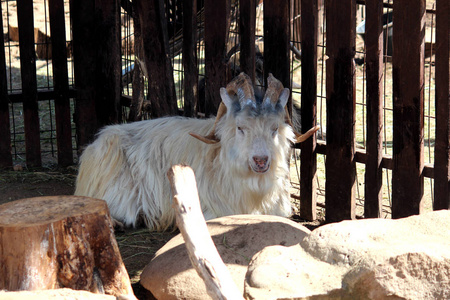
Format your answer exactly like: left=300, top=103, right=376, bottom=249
left=140, top=214, right=311, bottom=299
left=244, top=210, right=450, bottom=300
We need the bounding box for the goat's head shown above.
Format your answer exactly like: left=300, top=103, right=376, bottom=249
left=190, top=72, right=319, bottom=174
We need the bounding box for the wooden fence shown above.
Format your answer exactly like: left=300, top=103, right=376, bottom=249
left=0, top=0, right=449, bottom=222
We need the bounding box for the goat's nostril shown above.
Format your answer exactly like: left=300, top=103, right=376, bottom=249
left=253, top=156, right=268, bottom=166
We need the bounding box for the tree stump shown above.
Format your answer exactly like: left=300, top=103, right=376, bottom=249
left=0, top=195, right=134, bottom=298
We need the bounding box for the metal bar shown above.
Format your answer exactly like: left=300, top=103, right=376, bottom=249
left=239, top=0, right=256, bottom=82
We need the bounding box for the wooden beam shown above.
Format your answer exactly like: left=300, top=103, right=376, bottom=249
left=182, top=0, right=199, bottom=117
left=136, top=0, right=178, bottom=118
left=392, top=0, right=425, bottom=218
left=299, top=0, right=318, bottom=221
left=434, top=0, right=450, bottom=210
left=204, top=0, right=230, bottom=116
left=325, top=0, right=357, bottom=222
left=364, top=0, right=384, bottom=218
left=70, top=0, right=99, bottom=150
left=0, top=3, right=12, bottom=168
left=49, top=0, right=73, bottom=166
left=17, top=0, right=41, bottom=167
left=239, top=0, right=256, bottom=82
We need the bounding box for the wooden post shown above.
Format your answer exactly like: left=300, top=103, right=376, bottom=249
left=70, top=0, right=99, bottom=150
left=239, top=0, right=256, bottom=83
left=264, top=0, right=291, bottom=114
left=364, top=0, right=384, bottom=218
left=49, top=0, right=73, bottom=166
left=17, top=0, right=41, bottom=167
left=392, top=0, right=425, bottom=218
left=0, top=3, right=12, bottom=168
left=434, top=0, right=450, bottom=210
left=136, top=0, right=178, bottom=118
left=299, top=0, right=318, bottom=221
left=204, top=0, right=231, bottom=116
left=0, top=196, right=135, bottom=298
left=325, top=0, right=356, bottom=222
left=168, top=165, right=243, bottom=300
left=93, top=0, right=122, bottom=126
left=182, top=0, right=199, bottom=117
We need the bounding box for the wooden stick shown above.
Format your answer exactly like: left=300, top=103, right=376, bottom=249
left=167, top=165, right=244, bottom=300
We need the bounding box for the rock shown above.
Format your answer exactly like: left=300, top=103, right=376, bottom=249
left=244, top=210, right=450, bottom=300
left=140, top=214, right=311, bottom=300
left=0, top=288, right=116, bottom=300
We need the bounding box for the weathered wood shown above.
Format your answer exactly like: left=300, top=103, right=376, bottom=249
left=0, top=196, right=134, bottom=298
left=0, top=3, right=12, bottom=168
left=264, top=0, right=290, bottom=113
left=204, top=0, right=231, bottom=116
left=49, top=0, right=73, bottom=166
left=239, top=0, right=256, bottom=82
left=392, top=0, right=425, bottom=218
left=17, top=0, right=41, bottom=167
left=325, top=0, right=356, bottom=222
left=94, top=0, right=121, bottom=125
left=167, top=165, right=243, bottom=300
left=182, top=0, right=198, bottom=117
left=364, top=0, right=384, bottom=218
left=136, top=0, right=178, bottom=118
left=128, top=0, right=145, bottom=122
left=299, top=0, right=318, bottom=221
left=434, top=0, right=450, bottom=210
left=70, top=0, right=99, bottom=149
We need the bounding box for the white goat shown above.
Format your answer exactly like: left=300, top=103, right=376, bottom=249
left=75, top=73, right=318, bottom=231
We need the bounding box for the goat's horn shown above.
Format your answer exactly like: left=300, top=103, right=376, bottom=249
left=190, top=73, right=255, bottom=144
left=189, top=102, right=226, bottom=144
left=226, top=72, right=255, bottom=108
left=263, top=73, right=284, bottom=106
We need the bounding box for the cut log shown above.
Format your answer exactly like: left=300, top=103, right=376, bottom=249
left=167, top=164, right=244, bottom=300
left=0, top=195, right=135, bottom=299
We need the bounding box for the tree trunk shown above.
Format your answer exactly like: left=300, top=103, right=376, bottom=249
left=0, top=195, right=134, bottom=298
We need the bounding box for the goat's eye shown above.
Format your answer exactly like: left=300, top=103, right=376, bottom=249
left=272, top=127, right=279, bottom=136
left=237, top=126, right=244, bottom=134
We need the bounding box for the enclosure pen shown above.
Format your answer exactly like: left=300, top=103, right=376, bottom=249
left=1, top=0, right=449, bottom=221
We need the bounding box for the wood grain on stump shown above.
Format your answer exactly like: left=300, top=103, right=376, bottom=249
left=0, top=195, right=134, bottom=298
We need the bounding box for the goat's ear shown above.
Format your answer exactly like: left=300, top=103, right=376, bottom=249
left=220, top=87, right=234, bottom=110
left=279, top=88, right=290, bottom=108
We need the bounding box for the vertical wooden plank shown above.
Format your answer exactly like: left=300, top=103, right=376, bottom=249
left=364, top=0, right=384, bottom=218
left=70, top=0, right=98, bottom=149
left=239, top=0, right=256, bottom=82
left=264, top=0, right=290, bottom=100
left=0, top=3, right=13, bottom=168
left=392, top=0, right=425, bottom=218
left=434, top=0, right=450, bottom=210
left=128, top=0, right=145, bottom=122
left=136, top=0, right=178, bottom=118
left=325, top=0, right=356, bottom=222
left=17, top=0, right=41, bottom=167
left=94, top=0, right=121, bottom=125
left=204, top=0, right=230, bottom=116
left=49, top=0, right=73, bottom=166
left=182, top=0, right=198, bottom=117
left=299, top=0, right=318, bottom=221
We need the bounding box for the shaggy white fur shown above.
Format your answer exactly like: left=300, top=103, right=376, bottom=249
left=75, top=77, right=295, bottom=231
